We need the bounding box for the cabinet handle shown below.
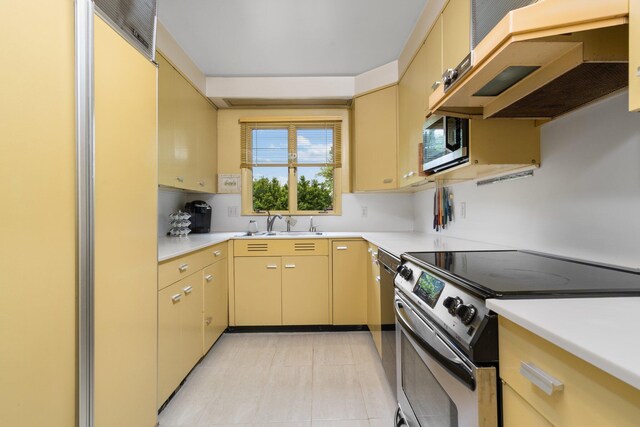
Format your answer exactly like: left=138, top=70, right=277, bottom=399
left=383, top=178, right=393, bottom=184
left=204, top=316, right=212, bottom=326
left=372, top=251, right=378, bottom=257
left=375, top=276, right=381, bottom=283
left=213, top=250, right=222, bottom=257
left=284, top=264, right=296, bottom=269
left=205, top=274, right=213, bottom=282
left=183, top=286, right=193, bottom=294
left=336, top=246, right=348, bottom=250
left=368, top=248, right=373, bottom=253
left=406, top=171, right=415, bottom=177
left=176, top=176, right=184, bottom=183
left=520, top=362, right=564, bottom=396
left=431, top=80, right=441, bottom=90
left=199, top=181, right=205, bottom=187
left=178, top=263, right=189, bottom=272
left=266, top=264, right=278, bottom=269
left=171, top=294, right=182, bottom=303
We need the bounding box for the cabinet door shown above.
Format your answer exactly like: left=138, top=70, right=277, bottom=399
left=332, top=241, right=367, bottom=325
left=441, top=0, right=470, bottom=74
left=398, top=42, right=428, bottom=187
left=158, top=282, right=184, bottom=406
left=502, top=383, right=554, bottom=427
left=234, top=257, right=282, bottom=326
left=425, top=16, right=443, bottom=99
left=157, top=53, right=180, bottom=188
left=282, top=256, right=329, bottom=325
left=179, top=275, right=204, bottom=377
left=366, top=244, right=382, bottom=355
left=354, top=86, right=398, bottom=191
left=203, top=260, right=228, bottom=352
left=195, top=97, right=217, bottom=193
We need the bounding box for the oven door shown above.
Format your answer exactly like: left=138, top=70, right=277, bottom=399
left=395, top=291, right=497, bottom=427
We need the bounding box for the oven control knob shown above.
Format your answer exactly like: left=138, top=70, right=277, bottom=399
left=443, top=296, right=462, bottom=315
left=400, top=267, right=413, bottom=281
left=456, top=304, right=477, bottom=326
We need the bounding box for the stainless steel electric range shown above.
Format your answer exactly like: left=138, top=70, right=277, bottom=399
left=393, top=250, right=640, bottom=427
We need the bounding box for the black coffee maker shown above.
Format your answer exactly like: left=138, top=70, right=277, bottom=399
left=184, top=200, right=212, bottom=233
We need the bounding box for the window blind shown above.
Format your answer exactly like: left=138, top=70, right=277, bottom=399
left=240, top=118, right=342, bottom=169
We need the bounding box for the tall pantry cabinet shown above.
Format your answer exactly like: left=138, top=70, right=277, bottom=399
left=0, top=2, right=158, bottom=427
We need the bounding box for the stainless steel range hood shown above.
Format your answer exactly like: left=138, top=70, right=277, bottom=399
left=428, top=0, right=630, bottom=120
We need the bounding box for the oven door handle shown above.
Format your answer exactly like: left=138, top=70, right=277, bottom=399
left=395, top=300, right=476, bottom=391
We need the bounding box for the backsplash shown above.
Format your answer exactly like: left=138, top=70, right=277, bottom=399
left=413, top=91, right=640, bottom=269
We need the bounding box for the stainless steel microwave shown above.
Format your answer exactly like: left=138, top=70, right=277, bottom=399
left=422, top=115, right=469, bottom=175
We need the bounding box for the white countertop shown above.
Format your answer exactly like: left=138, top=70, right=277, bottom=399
left=487, top=298, right=640, bottom=390
left=158, top=231, right=509, bottom=261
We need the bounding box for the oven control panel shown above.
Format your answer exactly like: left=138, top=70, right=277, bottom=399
left=394, top=260, right=490, bottom=349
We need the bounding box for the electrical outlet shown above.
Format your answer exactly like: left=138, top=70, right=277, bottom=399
left=227, top=206, right=239, bottom=217
left=460, top=202, right=466, bottom=219
left=361, top=206, right=368, bottom=218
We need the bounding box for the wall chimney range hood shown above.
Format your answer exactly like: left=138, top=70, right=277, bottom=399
left=428, top=0, right=630, bottom=120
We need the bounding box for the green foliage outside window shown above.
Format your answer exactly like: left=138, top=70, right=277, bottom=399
left=252, top=166, right=334, bottom=212
left=252, top=177, right=288, bottom=211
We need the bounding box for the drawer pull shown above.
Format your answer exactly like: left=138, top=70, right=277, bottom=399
left=372, top=251, right=378, bottom=257
left=284, top=264, right=296, bottom=269
left=171, top=294, right=182, bottom=303
left=214, top=250, right=222, bottom=257
left=520, top=362, right=564, bottom=396
left=204, top=316, right=212, bottom=326
left=199, top=181, right=205, bottom=187
left=336, top=246, right=348, bottom=250
left=368, top=248, right=373, bottom=253
left=205, top=274, right=214, bottom=282
left=183, top=286, right=193, bottom=295
left=266, top=265, right=278, bottom=269
left=176, top=176, right=184, bottom=183
left=375, top=276, right=381, bottom=283
left=178, top=263, right=189, bottom=272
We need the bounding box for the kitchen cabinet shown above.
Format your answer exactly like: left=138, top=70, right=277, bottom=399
left=282, top=256, right=330, bottom=325
left=332, top=240, right=368, bottom=325
left=157, top=52, right=217, bottom=192
left=366, top=244, right=382, bottom=356
left=398, top=42, right=429, bottom=187
left=353, top=86, right=399, bottom=191
left=502, top=382, right=553, bottom=427
left=441, top=0, right=471, bottom=75
left=425, top=16, right=444, bottom=98
left=234, top=257, right=283, bottom=326
left=499, top=317, right=640, bottom=427
left=631, top=0, right=640, bottom=112
left=203, top=260, right=228, bottom=352
left=233, top=240, right=330, bottom=326
left=157, top=242, right=228, bottom=406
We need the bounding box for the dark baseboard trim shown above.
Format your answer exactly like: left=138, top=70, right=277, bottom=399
left=226, top=325, right=369, bottom=333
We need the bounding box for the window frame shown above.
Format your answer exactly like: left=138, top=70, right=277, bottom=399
left=240, top=117, right=343, bottom=216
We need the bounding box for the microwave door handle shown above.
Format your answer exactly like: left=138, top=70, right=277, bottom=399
left=394, top=300, right=476, bottom=391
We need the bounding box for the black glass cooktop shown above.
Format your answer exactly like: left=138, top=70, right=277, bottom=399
left=404, top=251, right=640, bottom=299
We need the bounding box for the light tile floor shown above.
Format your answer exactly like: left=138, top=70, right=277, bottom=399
left=158, top=332, right=397, bottom=427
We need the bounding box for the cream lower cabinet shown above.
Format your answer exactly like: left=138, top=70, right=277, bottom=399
left=203, top=260, right=228, bottom=352
left=282, top=256, right=330, bottom=325
left=366, top=243, right=382, bottom=355
left=234, top=257, right=283, bottom=326
left=332, top=240, right=368, bottom=325
left=499, top=317, right=640, bottom=427
left=158, top=276, right=202, bottom=406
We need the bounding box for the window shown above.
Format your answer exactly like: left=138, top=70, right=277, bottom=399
left=240, top=117, right=342, bottom=215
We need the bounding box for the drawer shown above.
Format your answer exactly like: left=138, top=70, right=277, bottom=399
left=159, top=250, right=208, bottom=290
left=499, top=318, right=640, bottom=427
left=234, top=239, right=328, bottom=256
left=201, top=241, right=228, bottom=266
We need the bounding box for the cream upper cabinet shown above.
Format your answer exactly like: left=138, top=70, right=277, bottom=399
left=425, top=16, right=444, bottom=100
left=398, top=43, right=428, bottom=187
left=354, top=86, right=399, bottom=191
left=157, top=52, right=217, bottom=192
left=441, top=0, right=471, bottom=74
left=332, top=240, right=368, bottom=325
left=282, top=256, right=330, bottom=325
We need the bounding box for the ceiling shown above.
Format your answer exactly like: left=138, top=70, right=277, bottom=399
left=157, top=0, right=427, bottom=77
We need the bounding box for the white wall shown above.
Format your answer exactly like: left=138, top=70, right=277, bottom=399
left=413, top=91, right=640, bottom=269
left=184, top=193, right=414, bottom=233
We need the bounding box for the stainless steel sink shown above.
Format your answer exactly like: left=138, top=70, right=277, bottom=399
left=235, top=231, right=325, bottom=237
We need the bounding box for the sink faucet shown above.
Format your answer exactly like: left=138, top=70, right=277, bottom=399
left=266, top=211, right=283, bottom=233
left=285, top=216, right=297, bottom=232
left=309, top=216, right=318, bottom=232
